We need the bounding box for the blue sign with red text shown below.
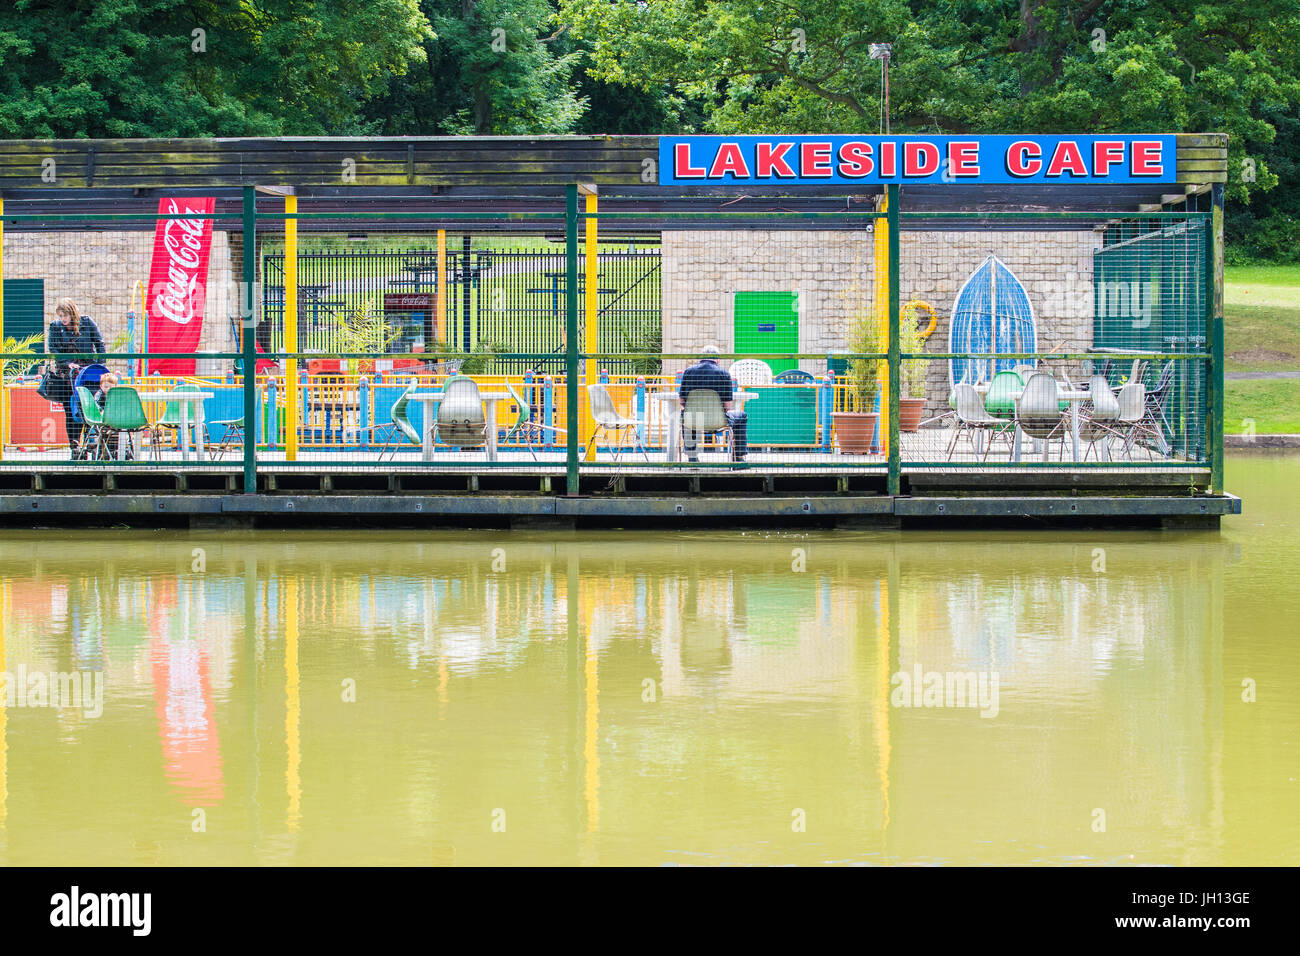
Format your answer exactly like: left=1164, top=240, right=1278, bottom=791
left=658, top=135, right=1178, bottom=186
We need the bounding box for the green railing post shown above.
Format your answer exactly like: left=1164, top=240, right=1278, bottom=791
left=242, top=186, right=258, bottom=494
left=565, top=184, right=580, bottom=495
left=1209, top=184, right=1225, bottom=493
left=887, top=184, right=901, bottom=497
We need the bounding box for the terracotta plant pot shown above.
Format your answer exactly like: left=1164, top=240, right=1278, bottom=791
left=832, top=411, right=879, bottom=455
left=899, top=397, right=926, bottom=432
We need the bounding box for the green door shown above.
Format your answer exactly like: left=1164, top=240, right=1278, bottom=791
left=734, top=291, right=799, bottom=375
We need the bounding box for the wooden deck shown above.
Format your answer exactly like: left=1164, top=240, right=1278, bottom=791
left=0, top=438, right=1235, bottom=530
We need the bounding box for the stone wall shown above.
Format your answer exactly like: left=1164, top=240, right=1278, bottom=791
left=662, top=227, right=1101, bottom=414
left=661, top=229, right=876, bottom=375
left=3, top=229, right=240, bottom=375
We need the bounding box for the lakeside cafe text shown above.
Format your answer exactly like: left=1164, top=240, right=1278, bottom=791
left=660, top=135, right=1178, bottom=186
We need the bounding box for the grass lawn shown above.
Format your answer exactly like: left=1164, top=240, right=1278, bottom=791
left=1224, top=378, right=1300, bottom=435
left=1225, top=265, right=1300, bottom=372
left=1219, top=265, right=1300, bottom=434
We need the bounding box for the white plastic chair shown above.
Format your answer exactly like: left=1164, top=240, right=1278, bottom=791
left=947, top=384, right=1015, bottom=461
left=1015, top=372, right=1067, bottom=461
left=1079, top=374, right=1120, bottom=461
left=1113, top=382, right=1155, bottom=460
left=682, top=388, right=732, bottom=458
left=435, top=376, right=487, bottom=448
left=587, top=384, right=648, bottom=461
left=728, top=358, right=773, bottom=387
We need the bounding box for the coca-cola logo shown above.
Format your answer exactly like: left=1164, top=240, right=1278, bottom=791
left=152, top=200, right=210, bottom=325
left=384, top=293, right=433, bottom=310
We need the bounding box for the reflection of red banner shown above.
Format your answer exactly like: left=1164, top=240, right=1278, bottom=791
left=144, top=197, right=215, bottom=375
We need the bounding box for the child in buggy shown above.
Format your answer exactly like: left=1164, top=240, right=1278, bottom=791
left=71, top=364, right=124, bottom=459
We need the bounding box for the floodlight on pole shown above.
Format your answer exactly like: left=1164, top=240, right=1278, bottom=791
left=869, top=43, right=892, bottom=134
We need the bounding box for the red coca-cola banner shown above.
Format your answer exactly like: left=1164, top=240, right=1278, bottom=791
left=144, top=197, right=216, bottom=375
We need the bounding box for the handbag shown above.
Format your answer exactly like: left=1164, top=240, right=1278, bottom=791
left=37, top=363, right=70, bottom=402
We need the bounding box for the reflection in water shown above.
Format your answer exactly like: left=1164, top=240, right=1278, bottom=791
left=0, top=456, right=1296, bottom=865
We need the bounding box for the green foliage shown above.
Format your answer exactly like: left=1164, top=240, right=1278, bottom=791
left=362, top=0, right=584, bottom=134
left=458, top=340, right=503, bottom=375
left=0, top=0, right=431, bottom=136
left=334, top=303, right=406, bottom=356
left=845, top=307, right=883, bottom=413
left=0, top=332, right=44, bottom=383
left=626, top=327, right=663, bottom=376
left=899, top=304, right=929, bottom=399
left=563, top=0, right=1300, bottom=206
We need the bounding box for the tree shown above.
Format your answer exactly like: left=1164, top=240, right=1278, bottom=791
left=0, top=0, right=432, bottom=137
left=362, top=0, right=585, bottom=134
left=562, top=0, right=1300, bottom=202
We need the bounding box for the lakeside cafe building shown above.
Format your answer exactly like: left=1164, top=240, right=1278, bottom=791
left=0, top=132, right=1238, bottom=528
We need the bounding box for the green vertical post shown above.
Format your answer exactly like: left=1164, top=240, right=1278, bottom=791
left=242, top=186, right=258, bottom=494
left=565, top=185, right=580, bottom=495
left=1208, top=185, right=1225, bottom=493
left=886, top=185, right=901, bottom=497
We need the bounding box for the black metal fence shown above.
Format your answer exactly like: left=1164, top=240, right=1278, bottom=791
left=262, top=240, right=661, bottom=375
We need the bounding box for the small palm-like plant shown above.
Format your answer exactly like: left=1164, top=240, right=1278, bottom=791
left=1, top=333, right=45, bottom=384
left=845, top=307, right=884, bottom=413
left=899, top=303, right=930, bottom=399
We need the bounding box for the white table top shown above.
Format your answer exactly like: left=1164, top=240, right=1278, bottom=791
left=408, top=390, right=510, bottom=402
left=137, top=390, right=214, bottom=400
left=973, top=383, right=1088, bottom=400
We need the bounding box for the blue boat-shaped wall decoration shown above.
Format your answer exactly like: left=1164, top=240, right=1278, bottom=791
left=948, top=254, right=1037, bottom=386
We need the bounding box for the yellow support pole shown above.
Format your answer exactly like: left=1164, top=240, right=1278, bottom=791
left=0, top=195, right=7, bottom=461
left=436, top=229, right=447, bottom=345
left=581, top=186, right=598, bottom=461
left=284, top=196, right=299, bottom=461
left=874, top=192, right=890, bottom=457
left=0, top=580, right=8, bottom=828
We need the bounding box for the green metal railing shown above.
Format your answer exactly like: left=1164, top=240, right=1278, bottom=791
left=0, top=195, right=1222, bottom=493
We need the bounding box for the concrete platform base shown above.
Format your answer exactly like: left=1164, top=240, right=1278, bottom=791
left=0, top=491, right=1241, bottom=530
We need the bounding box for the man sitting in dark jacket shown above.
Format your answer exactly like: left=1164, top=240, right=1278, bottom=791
left=679, top=346, right=748, bottom=462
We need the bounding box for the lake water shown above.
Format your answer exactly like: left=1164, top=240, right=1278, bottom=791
left=0, top=454, right=1295, bottom=865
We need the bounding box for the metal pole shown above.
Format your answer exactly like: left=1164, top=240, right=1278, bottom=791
left=565, top=185, right=580, bottom=494
left=461, top=233, right=472, bottom=352
left=887, top=184, right=901, bottom=496
left=436, top=229, right=447, bottom=346
left=883, top=56, right=891, bottom=134
left=1208, top=186, right=1224, bottom=493
left=242, top=186, right=258, bottom=493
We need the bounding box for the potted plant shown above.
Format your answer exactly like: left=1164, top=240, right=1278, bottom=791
left=899, top=302, right=930, bottom=432
left=832, top=306, right=883, bottom=455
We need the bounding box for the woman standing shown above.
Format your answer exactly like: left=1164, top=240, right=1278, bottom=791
left=45, top=298, right=105, bottom=459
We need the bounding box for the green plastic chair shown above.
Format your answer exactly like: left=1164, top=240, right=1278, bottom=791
left=101, top=387, right=151, bottom=459
left=983, top=370, right=1023, bottom=420
left=75, top=385, right=108, bottom=459
left=503, top=382, right=536, bottom=458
